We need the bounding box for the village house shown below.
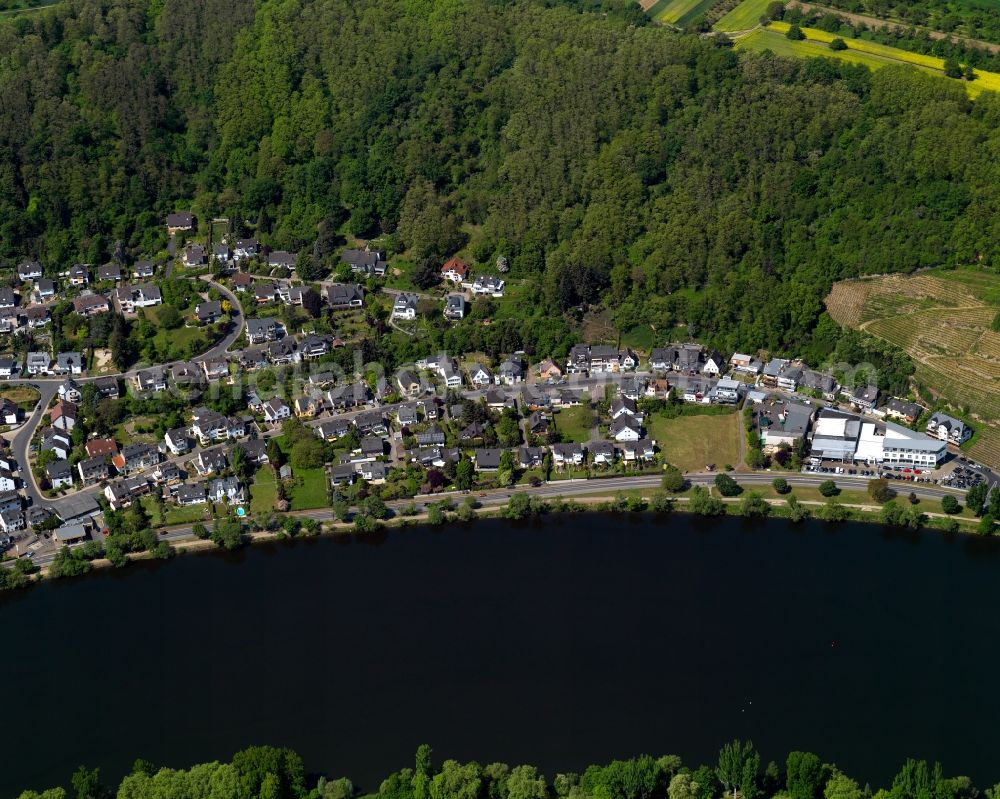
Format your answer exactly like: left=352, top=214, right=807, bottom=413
left=164, top=428, right=191, bottom=455
left=231, top=271, right=254, bottom=292
left=441, top=257, right=469, bottom=284
left=55, top=352, right=84, bottom=375
left=263, top=397, right=291, bottom=424
left=847, top=384, right=879, bottom=412
left=133, top=260, right=155, bottom=279
left=326, top=283, right=365, bottom=309
left=926, top=412, right=972, bottom=445
left=97, top=263, right=122, bottom=282
left=471, top=275, right=505, bottom=296
left=46, top=460, right=73, bottom=489
left=355, top=409, right=388, bottom=435
left=444, top=294, right=467, bottom=320
left=268, top=250, right=297, bottom=271
left=590, top=440, right=615, bottom=466
left=165, top=212, right=194, bottom=233
left=551, top=442, right=586, bottom=467
left=50, top=400, right=77, bottom=431
left=202, top=360, right=229, bottom=381
left=182, top=244, right=207, bottom=268
left=315, top=418, right=352, bottom=441
left=713, top=376, right=742, bottom=404
left=209, top=477, right=245, bottom=504
left=518, top=446, right=546, bottom=469
left=0, top=357, right=19, bottom=379
left=535, top=359, right=562, bottom=380
left=0, top=288, right=16, bottom=310
left=68, top=265, right=89, bottom=286
left=497, top=358, right=524, bottom=386
left=133, top=368, right=167, bottom=393
left=0, top=508, right=26, bottom=535
left=195, top=301, right=222, bottom=324
left=884, top=398, right=925, bottom=425
left=93, top=376, right=121, bottom=399
left=341, top=247, right=388, bottom=277
left=299, top=334, right=330, bottom=360
left=112, top=443, right=159, bottom=475
left=77, top=456, right=109, bottom=486
left=391, top=292, right=419, bottom=321
left=41, top=429, right=71, bottom=460
left=254, top=283, right=281, bottom=304
left=294, top=394, right=324, bottom=418
left=0, top=399, right=15, bottom=426
left=267, top=338, right=299, bottom=365
left=190, top=407, right=230, bottom=443
left=73, top=293, right=110, bottom=317
left=468, top=363, right=493, bottom=387
left=703, top=350, right=727, bottom=377
left=115, top=283, right=163, bottom=312
left=212, top=244, right=232, bottom=266
left=619, top=439, right=656, bottom=463
left=610, top=414, right=642, bottom=442
left=234, top=239, right=259, bottom=261
left=245, top=317, right=279, bottom=345
left=799, top=369, right=838, bottom=401
left=177, top=483, right=208, bottom=506
left=25, top=306, right=50, bottom=329
left=84, top=438, right=118, bottom=459
left=18, top=261, right=43, bottom=281
left=34, top=278, right=56, bottom=301
left=194, top=447, right=228, bottom=475
left=473, top=448, right=503, bottom=471
left=397, top=369, right=421, bottom=397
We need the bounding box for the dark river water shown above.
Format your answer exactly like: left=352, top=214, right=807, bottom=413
left=4, top=513, right=1000, bottom=795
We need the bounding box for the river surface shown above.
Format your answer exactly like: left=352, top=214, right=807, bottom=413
left=4, top=513, right=1000, bottom=794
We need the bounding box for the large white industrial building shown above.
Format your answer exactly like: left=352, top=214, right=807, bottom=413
left=810, top=409, right=946, bottom=468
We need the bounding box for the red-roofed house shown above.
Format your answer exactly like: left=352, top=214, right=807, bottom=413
left=441, top=258, right=469, bottom=284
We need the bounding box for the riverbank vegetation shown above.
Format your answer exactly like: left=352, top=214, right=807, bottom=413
left=14, top=741, right=990, bottom=799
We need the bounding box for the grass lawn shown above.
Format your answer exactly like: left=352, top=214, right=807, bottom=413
left=553, top=403, right=594, bottom=444
left=714, top=0, right=771, bottom=31
left=738, top=23, right=1000, bottom=97
left=646, top=412, right=740, bottom=472
left=288, top=467, right=328, bottom=510
left=620, top=324, right=656, bottom=352
left=141, top=495, right=225, bottom=526
left=251, top=467, right=278, bottom=514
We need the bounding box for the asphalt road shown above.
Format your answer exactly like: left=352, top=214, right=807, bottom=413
left=18, top=469, right=968, bottom=569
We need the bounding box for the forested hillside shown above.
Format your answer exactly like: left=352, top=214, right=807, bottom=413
left=2, top=0, right=1000, bottom=353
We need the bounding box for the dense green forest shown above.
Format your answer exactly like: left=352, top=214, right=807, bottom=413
left=17, top=742, right=997, bottom=799
left=2, top=0, right=1000, bottom=357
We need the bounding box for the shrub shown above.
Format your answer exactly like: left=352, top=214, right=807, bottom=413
left=786, top=24, right=805, bottom=40
left=941, top=495, right=962, bottom=515
left=829, top=37, right=847, bottom=50
left=772, top=477, right=789, bottom=495
left=818, top=479, right=839, bottom=497
left=714, top=473, right=742, bottom=497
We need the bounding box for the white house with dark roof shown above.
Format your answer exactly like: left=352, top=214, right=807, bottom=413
left=18, top=261, right=42, bottom=281
left=926, top=412, right=971, bottom=445
left=327, top=283, right=365, bottom=309
left=263, top=397, right=291, bottom=423
left=246, top=317, right=279, bottom=344
left=391, top=293, right=419, bottom=321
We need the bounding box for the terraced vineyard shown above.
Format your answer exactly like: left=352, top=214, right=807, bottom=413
left=826, top=268, right=1000, bottom=469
